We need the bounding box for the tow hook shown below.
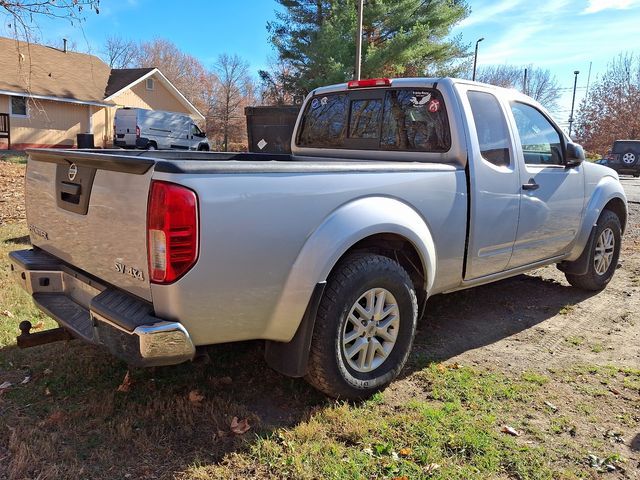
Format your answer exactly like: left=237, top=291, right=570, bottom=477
left=17, top=320, right=73, bottom=348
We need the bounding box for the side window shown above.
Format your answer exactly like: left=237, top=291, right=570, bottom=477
left=380, top=89, right=450, bottom=152
left=297, top=94, right=348, bottom=148
left=467, top=91, right=511, bottom=167
left=510, top=102, right=563, bottom=165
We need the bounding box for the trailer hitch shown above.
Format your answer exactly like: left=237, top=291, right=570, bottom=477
left=17, top=320, right=73, bottom=348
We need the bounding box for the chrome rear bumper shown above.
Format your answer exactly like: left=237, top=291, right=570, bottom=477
left=9, top=249, right=195, bottom=367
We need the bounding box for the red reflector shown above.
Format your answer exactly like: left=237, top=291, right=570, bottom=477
left=347, top=78, right=392, bottom=89
left=147, top=181, right=198, bottom=284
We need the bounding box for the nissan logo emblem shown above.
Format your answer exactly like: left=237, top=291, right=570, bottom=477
left=68, top=163, right=78, bottom=181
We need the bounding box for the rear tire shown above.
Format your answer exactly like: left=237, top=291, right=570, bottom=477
left=305, top=254, right=418, bottom=399
left=147, top=143, right=157, bottom=151
left=565, top=210, right=621, bottom=291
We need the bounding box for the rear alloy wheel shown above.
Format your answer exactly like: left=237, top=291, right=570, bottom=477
left=305, top=254, right=418, bottom=399
left=565, top=210, right=621, bottom=291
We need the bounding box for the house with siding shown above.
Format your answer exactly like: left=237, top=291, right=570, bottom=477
left=0, top=37, right=203, bottom=150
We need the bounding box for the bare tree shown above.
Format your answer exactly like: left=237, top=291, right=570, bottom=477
left=103, top=35, right=137, bottom=69
left=209, top=54, right=255, bottom=151
left=575, top=53, right=640, bottom=155
left=476, top=64, right=561, bottom=111
left=1, top=1, right=99, bottom=40
left=259, top=57, right=297, bottom=105
left=134, top=38, right=209, bottom=116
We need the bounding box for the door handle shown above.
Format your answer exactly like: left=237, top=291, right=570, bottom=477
left=522, top=179, right=540, bottom=191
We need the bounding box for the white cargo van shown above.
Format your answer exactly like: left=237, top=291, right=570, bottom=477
left=114, top=108, right=210, bottom=151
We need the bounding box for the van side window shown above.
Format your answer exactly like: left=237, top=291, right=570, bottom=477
left=510, top=102, right=563, bottom=165
left=380, top=90, right=450, bottom=152
left=467, top=91, right=510, bottom=167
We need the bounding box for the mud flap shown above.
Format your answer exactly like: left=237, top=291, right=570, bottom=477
left=557, top=226, right=597, bottom=275
left=264, top=282, right=326, bottom=378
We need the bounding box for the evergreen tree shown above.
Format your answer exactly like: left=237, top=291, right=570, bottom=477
left=268, top=0, right=470, bottom=95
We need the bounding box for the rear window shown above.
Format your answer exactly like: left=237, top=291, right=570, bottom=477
left=613, top=141, right=640, bottom=153
left=297, top=88, right=450, bottom=152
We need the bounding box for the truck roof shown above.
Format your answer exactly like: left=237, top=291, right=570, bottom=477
left=310, top=77, right=524, bottom=97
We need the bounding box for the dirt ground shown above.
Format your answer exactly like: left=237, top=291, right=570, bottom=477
left=1, top=159, right=639, bottom=478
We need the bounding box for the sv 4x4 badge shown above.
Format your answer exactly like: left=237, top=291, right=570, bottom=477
left=114, top=262, right=144, bottom=281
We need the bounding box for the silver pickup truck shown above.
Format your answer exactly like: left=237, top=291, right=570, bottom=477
left=10, top=77, right=627, bottom=399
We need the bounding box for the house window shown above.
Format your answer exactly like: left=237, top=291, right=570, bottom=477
left=146, top=78, right=155, bottom=90
left=10, top=96, right=28, bottom=117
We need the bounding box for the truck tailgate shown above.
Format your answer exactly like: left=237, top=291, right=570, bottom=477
left=24, top=150, right=155, bottom=302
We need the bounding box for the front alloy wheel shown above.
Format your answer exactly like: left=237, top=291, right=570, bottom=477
left=593, top=227, right=615, bottom=275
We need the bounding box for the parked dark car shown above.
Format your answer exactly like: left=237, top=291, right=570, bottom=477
left=604, top=140, right=640, bottom=177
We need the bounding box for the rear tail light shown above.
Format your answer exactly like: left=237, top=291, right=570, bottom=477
left=347, top=78, right=392, bottom=88
left=136, top=125, right=141, bottom=138
left=147, top=181, right=198, bottom=284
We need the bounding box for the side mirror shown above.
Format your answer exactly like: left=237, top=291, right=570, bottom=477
left=565, top=142, right=585, bottom=168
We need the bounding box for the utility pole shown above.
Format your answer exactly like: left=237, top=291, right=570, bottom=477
left=472, top=37, right=484, bottom=81
left=568, top=70, right=580, bottom=137
left=354, top=0, right=364, bottom=80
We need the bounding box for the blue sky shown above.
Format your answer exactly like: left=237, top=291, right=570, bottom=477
left=2, top=0, right=640, bottom=126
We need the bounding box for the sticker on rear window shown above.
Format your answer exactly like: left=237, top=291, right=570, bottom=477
left=428, top=99, right=440, bottom=113
left=311, top=98, right=320, bottom=109
left=409, top=92, right=432, bottom=107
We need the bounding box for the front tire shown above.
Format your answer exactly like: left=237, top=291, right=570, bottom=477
left=565, top=210, right=621, bottom=291
left=305, top=254, right=418, bottom=399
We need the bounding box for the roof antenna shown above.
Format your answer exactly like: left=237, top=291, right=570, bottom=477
left=63, top=38, right=67, bottom=53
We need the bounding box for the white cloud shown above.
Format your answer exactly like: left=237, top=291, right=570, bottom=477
left=458, top=0, right=524, bottom=28
left=583, top=0, right=640, bottom=14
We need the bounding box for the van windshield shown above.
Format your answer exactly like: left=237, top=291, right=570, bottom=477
left=297, top=88, right=451, bottom=152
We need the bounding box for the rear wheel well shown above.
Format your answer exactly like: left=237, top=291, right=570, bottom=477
left=604, top=197, right=626, bottom=234
left=336, top=233, right=427, bottom=313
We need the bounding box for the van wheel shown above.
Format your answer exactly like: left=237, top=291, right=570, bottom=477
left=565, top=210, right=621, bottom=291
left=147, top=143, right=157, bottom=151
left=305, top=254, right=418, bottom=399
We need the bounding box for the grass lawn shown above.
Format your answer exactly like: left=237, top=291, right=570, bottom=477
left=0, top=151, right=27, bottom=165
left=0, top=222, right=638, bottom=479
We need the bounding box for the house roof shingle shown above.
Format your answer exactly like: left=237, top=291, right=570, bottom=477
left=105, top=68, right=155, bottom=98
left=0, top=37, right=113, bottom=104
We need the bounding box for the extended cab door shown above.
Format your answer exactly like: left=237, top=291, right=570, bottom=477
left=506, top=101, right=584, bottom=268
left=462, top=86, right=521, bottom=279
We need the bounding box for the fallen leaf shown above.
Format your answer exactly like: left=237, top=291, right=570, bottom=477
left=392, top=477, right=409, bottom=480
left=501, top=425, right=521, bottom=437
left=399, top=447, right=412, bottom=457
left=21, top=376, right=30, bottom=385
left=43, top=368, right=52, bottom=375
left=436, top=363, right=446, bottom=373
left=1, top=310, right=13, bottom=318
left=188, top=389, right=204, bottom=406
left=46, top=410, right=65, bottom=425
left=424, top=463, right=440, bottom=474
left=230, top=416, right=251, bottom=435
left=116, top=371, right=133, bottom=393
left=32, top=321, right=44, bottom=330
left=609, top=387, right=620, bottom=395
left=219, top=376, right=232, bottom=385
left=0, top=381, right=12, bottom=390
left=544, top=401, right=558, bottom=411
left=44, top=387, right=52, bottom=396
